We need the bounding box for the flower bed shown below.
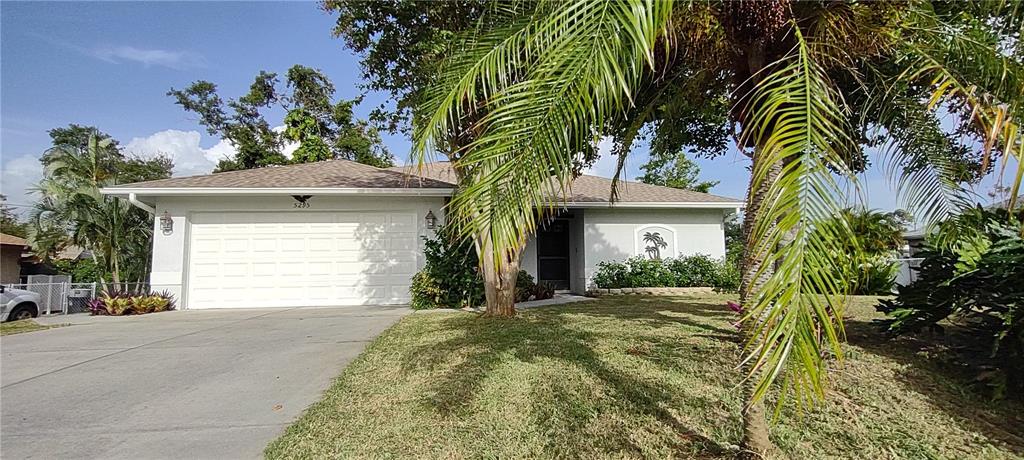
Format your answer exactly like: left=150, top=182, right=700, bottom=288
left=590, top=255, right=738, bottom=291
left=88, top=291, right=176, bottom=316
left=586, top=287, right=715, bottom=296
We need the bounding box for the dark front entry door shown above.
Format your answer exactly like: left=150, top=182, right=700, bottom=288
left=537, top=219, right=570, bottom=290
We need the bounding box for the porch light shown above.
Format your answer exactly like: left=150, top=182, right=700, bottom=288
left=160, top=211, right=173, bottom=235
left=425, top=210, right=437, bottom=229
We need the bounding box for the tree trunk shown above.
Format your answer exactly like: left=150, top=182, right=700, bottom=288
left=477, top=233, right=523, bottom=317
left=738, top=144, right=780, bottom=458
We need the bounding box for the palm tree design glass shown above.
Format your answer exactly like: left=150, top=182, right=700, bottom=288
left=643, top=231, right=667, bottom=260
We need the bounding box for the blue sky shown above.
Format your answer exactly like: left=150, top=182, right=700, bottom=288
left=1, top=1, right=1013, bottom=217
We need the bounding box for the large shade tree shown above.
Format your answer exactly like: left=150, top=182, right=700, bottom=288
left=168, top=65, right=394, bottom=172
left=411, top=0, right=1023, bottom=455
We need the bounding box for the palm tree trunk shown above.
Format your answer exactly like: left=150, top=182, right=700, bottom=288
left=738, top=145, right=780, bottom=458
left=111, top=249, right=122, bottom=290
left=477, top=233, right=523, bottom=317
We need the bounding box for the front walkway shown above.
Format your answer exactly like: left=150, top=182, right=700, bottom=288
left=1, top=305, right=408, bottom=459
left=516, top=293, right=595, bottom=309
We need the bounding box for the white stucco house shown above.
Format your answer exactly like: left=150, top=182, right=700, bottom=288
left=101, top=160, right=742, bottom=309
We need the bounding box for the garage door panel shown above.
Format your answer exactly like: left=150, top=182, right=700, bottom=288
left=252, top=263, right=277, bottom=276
left=187, top=211, right=419, bottom=309
left=307, top=238, right=334, bottom=251
left=390, top=237, right=417, bottom=250
left=278, top=238, right=305, bottom=252
left=222, top=239, right=249, bottom=253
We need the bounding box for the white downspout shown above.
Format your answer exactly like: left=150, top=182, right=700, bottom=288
left=127, top=193, right=156, bottom=215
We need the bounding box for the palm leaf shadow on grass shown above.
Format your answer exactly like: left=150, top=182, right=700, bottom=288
left=842, top=317, right=1024, bottom=454
left=401, top=299, right=744, bottom=458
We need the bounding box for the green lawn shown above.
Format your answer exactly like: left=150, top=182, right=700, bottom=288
left=0, top=319, right=60, bottom=336
left=266, top=295, right=1024, bottom=459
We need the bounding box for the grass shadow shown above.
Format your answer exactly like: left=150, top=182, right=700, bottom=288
left=843, top=317, right=1024, bottom=453
left=400, top=302, right=740, bottom=458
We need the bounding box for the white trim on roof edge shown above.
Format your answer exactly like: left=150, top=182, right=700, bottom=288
left=100, top=187, right=455, bottom=197
left=100, top=187, right=745, bottom=208
left=558, top=201, right=744, bottom=209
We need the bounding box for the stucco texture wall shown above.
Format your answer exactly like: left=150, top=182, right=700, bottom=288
left=148, top=195, right=446, bottom=308
left=582, top=207, right=728, bottom=289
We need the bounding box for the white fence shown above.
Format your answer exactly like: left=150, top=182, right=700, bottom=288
left=894, top=258, right=924, bottom=289
left=4, top=280, right=97, bottom=315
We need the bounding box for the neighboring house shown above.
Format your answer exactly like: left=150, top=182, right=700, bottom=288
left=1, top=233, right=28, bottom=284
left=901, top=195, right=1022, bottom=257
left=902, top=228, right=928, bottom=258
left=101, top=160, right=743, bottom=309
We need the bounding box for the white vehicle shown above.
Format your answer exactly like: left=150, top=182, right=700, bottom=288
left=1, top=286, right=41, bottom=322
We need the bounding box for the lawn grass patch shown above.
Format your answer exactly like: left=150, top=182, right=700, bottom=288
left=266, top=295, right=1024, bottom=459
left=0, top=319, right=63, bottom=336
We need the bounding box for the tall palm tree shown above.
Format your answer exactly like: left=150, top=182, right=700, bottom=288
left=413, top=0, right=1023, bottom=454
left=30, top=132, right=156, bottom=287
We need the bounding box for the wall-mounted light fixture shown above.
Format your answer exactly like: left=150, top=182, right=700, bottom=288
left=425, top=210, right=437, bottom=229
left=160, top=211, right=174, bottom=235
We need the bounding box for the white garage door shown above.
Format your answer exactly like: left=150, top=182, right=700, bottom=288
left=186, top=211, right=419, bottom=309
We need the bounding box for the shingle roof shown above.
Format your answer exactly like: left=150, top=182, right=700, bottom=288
left=0, top=233, right=28, bottom=247
left=107, top=159, right=741, bottom=204
left=388, top=162, right=742, bottom=204
left=108, top=159, right=455, bottom=189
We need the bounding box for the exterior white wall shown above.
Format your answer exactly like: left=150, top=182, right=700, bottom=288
left=570, top=213, right=586, bottom=293
left=581, top=208, right=729, bottom=289
left=521, top=237, right=538, bottom=281
left=148, top=195, right=445, bottom=309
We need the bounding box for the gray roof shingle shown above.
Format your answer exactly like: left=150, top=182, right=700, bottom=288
left=108, top=159, right=454, bottom=189
left=388, top=162, right=742, bottom=204
left=109, top=159, right=741, bottom=204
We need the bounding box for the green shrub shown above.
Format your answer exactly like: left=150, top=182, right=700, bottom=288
left=624, top=257, right=676, bottom=287
left=410, top=271, right=446, bottom=310
left=849, top=255, right=900, bottom=295
left=592, top=255, right=738, bottom=291
left=409, top=226, right=485, bottom=310
left=51, top=258, right=101, bottom=283
left=667, top=255, right=719, bottom=287
left=714, top=259, right=741, bottom=292
left=515, top=270, right=536, bottom=302
left=592, top=260, right=629, bottom=289
left=878, top=206, right=1023, bottom=396
left=532, top=282, right=555, bottom=300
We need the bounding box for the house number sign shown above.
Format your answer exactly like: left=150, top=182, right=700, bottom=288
left=291, top=195, right=313, bottom=208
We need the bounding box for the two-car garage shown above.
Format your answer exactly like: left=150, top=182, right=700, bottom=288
left=186, top=211, right=420, bottom=309
left=100, top=159, right=454, bottom=310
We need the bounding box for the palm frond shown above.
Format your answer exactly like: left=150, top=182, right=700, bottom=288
left=893, top=4, right=1024, bottom=218
left=737, top=26, right=858, bottom=405
left=414, top=0, right=673, bottom=262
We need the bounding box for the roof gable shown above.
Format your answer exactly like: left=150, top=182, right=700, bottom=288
left=0, top=233, right=28, bottom=247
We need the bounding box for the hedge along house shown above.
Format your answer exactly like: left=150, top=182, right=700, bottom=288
left=101, top=160, right=743, bottom=310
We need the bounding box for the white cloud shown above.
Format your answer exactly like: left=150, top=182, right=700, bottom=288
left=123, top=130, right=232, bottom=177
left=0, top=154, right=44, bottom=215
left=91, top=45, right=205, bottom=70
left=271, top=126, right=299, bottom=158
left=582, top=137, right=650, bottom=180
left=582, top=138, right=617, bottom=178
left=123, top=127, right=298, bottom=177
left=4, top=127, right=297, bottom=213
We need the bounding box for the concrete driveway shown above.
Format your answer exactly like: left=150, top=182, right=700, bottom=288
left=1, top=306, right=409, bottom=459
